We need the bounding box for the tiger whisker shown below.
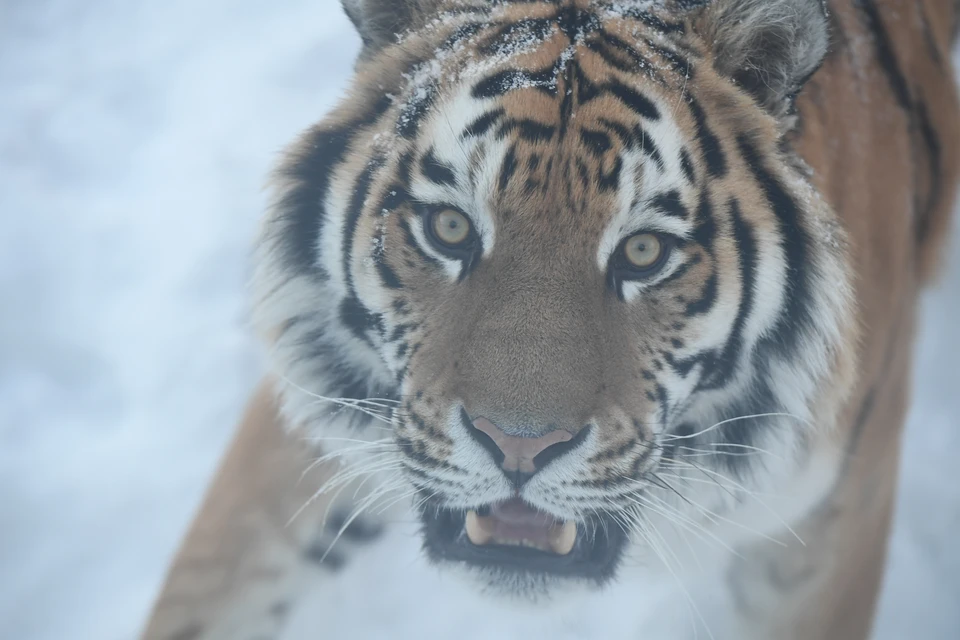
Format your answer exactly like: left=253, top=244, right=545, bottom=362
left=661, top=412, right=811, bottom=442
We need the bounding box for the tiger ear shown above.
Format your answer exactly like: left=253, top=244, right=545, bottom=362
left=342, top=0, right=442, bottom=52
left=694, top=0, right=830, bottom=117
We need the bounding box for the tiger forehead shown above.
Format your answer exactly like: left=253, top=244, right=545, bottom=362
left=390, top=0, right=701, bottom=127
left=390, top=3, right=706, bottom=223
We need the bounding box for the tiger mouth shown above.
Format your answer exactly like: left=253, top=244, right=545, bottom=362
left=418, top=497, right=628, bottom=582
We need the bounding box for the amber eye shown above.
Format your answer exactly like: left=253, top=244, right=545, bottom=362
left=430, top=208, right=472, bottom=247
left=623, top=233, right=665, bottom=270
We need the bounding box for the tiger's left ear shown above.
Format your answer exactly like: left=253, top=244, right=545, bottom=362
left=695, top=0, right=830, bottom=117
left=342, top=0, right=442, bottom=54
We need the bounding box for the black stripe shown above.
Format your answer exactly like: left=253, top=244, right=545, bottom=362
left=648, top=190, right=687, bottom=218
left=692, top=191, right=717, bottom=250
left=275, top=129, right=351, bottom=275
left=618, top=8, right=685, bottom=34
left=685, top=271, right=717, bottom=316
left=556, top=5, right=601, bottom=41
left=598, top=156, right=623, bottom=191
left=598, top=117, right=636, bottom=150
left=338, top=294, right=381, bottom=345
left=274, top=92, right=393, bottom=276
left=659, top=253, right=702, bottom=285
left=420, top=148, right=457, bottom=187
left=478, top=18, right=555, bottom=55
left=607, top=80, right=661, bottom=120
left=341, top=159, right=383, bottom=292
left=380, top=184, right=409, bottom=213
left=855, top=1, right=943, bottom=248
left=585, top=37, right=641, bottom=75
left=376, top=252, right=403, bottom=290
left=463, top=108, right=506, bottom=138
left=499, top=143, right=519, bottom=191
left=915, top=97, right=943, bottom=244
left=738, top=136, right=812, bottom=354
left=440, top=22, right=485, bottom=51
left=855, top=0, right=911, bottom=111
left=635, top=124, right=664, bottom=171
left=580, top=128, right=613, bottom=156
left=472, top=66, right=559, bottom=99
left=688, top=96, right=726, bottom=177
left=397, top=82, right=438, bottom=137
left=699, top=200, right=757, bottom=389
left=918, top=2, right=945, bottom=69
left=338, top=156, right=386, bottom=344
left=645, top=39, right=692, bottom=76
left=497, top=118, right=556, bottom=142
left=680, top=148, right=695, bottom=183
left=588, top=31, right=659, bottom=77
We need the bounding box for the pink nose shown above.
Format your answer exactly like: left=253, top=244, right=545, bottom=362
left=471, top=416, right=586, bottom=474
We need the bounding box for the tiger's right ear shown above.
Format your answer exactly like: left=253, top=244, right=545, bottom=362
left=342, top=0, right=442, bottom=53
left=693, top=0, right=830, bottom=118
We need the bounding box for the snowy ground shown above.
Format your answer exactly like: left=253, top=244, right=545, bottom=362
left=0, top=1, right=958, bottom=639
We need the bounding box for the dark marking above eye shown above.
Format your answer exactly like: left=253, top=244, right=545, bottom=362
left=463, top=108, right=506, bottom=138
left=648, top=190, right=687, bottom=218
left=420, top=148, right=457, bottom=187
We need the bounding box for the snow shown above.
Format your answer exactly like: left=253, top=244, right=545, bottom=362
left=0, top=1, right=957, bottom=639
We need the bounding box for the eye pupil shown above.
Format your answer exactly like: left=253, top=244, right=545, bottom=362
left=431, top=208, right=472, bottom=246
left=623, top=233, right=665, bottom=270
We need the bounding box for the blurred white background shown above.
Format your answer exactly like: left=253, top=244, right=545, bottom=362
left=1, top=1, right=958, bottom=639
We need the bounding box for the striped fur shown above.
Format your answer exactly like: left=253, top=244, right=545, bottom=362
left=143, top=1, right=960, bottom=639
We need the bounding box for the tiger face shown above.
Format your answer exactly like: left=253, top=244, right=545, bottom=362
left=255, top=0, right=857, bottom=596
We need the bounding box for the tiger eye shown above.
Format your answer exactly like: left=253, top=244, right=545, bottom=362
left=432, top=209, right=471, bottom=246
left=624, top=233, right=663, bottom=269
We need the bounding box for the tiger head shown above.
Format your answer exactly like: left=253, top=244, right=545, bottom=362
left=254, top=0, right=858, bottom=597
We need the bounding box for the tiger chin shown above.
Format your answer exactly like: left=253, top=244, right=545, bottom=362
left=141, top=1, right=960, bottom=639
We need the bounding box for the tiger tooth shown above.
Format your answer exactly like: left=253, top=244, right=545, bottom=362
left=465, top=510, right=493, bottom=546
left=550, top=521, right=578, bottom=556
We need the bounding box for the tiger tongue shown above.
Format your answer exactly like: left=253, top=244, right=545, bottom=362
left=464, top=499, right=577, bottom=555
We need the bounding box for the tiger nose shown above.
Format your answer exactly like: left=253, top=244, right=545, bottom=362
left=464, top=412, right=590, bottom=486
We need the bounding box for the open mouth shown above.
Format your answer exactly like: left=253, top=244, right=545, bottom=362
left=418, top=497, right=628, bottom=583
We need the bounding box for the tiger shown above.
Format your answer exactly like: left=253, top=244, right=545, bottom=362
left=139, top=1, right=960, bottom=639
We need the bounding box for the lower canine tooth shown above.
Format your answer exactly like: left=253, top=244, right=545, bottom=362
left=550, top=521, right=578, bottom=556
left=465, top=510, right=493, bottom=546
